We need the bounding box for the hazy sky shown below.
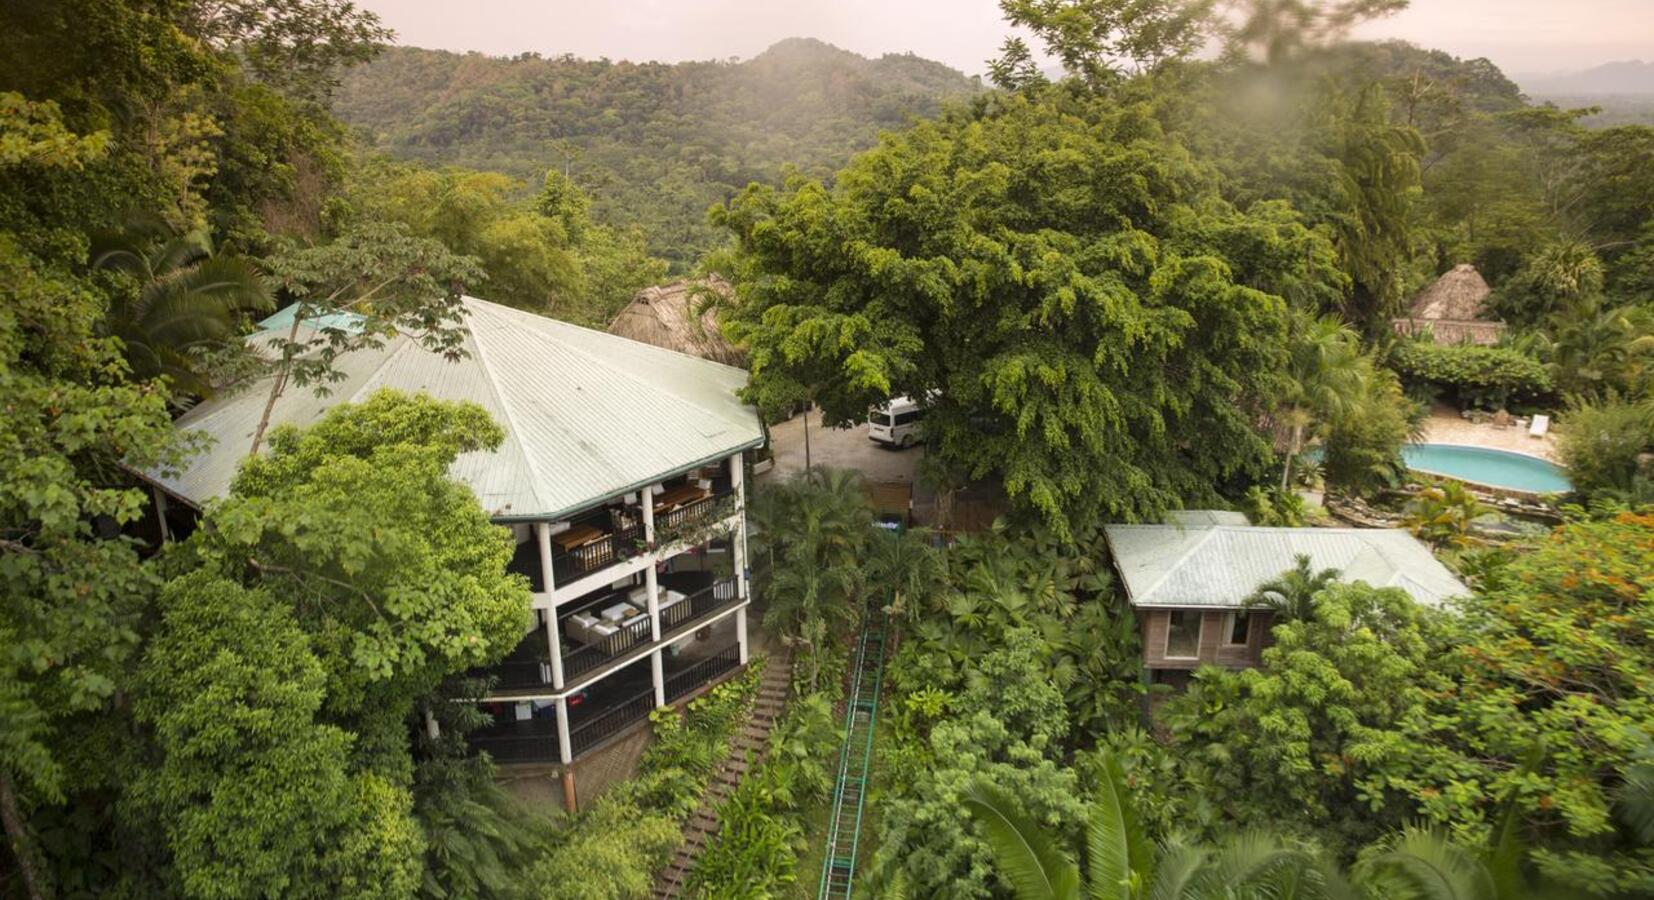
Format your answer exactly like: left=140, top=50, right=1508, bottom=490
left=359, top=1, right=1653, bottom=79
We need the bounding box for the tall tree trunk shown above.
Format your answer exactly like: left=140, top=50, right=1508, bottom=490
left=1280, top=420, right=1304, bottom=493
left=802, top=403, right=812, bottom=472
left=248, top=314, right=304, bottom=457
left=0, top=772, right=49, bottom=900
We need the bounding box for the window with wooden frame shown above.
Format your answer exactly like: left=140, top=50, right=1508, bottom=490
left=1164, top=609, right=1202, bottom=659
left=1223, top=610, right=1251, bottom=647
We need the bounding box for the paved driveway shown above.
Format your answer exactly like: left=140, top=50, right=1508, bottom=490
left=762, top=408, right=922, bottom=484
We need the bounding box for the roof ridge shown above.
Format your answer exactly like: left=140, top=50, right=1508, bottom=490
left=466, top=295, right=751, bottom=377
left=1136, top=526, right=1219, bottom=604
left=463, top=304, right=554, bottom=514
left=470, top=298, right=752, bottom=436
left=344, top=335, right=416, bottom=404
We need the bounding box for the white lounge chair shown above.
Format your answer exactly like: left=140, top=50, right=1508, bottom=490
left=1529, top=414, right=1550, bottom=438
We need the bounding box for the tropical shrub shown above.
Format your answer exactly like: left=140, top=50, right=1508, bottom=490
left=876, top=630, right=1089, bottom=898
left=1160, top=583, right=1449, bottom=851
left=1241, top=484, right=1306, bottom=526
left=1557, top=397, right=1654, bottom=501
left=523, top=800, right=679, bottom=900
left=1402, top=481, right=1488, bottom=548
left=1390, top=341, right=1553, bottom=409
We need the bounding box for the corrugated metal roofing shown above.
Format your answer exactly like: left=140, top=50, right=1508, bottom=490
left=1104, top=518, right=1467, bottom=610
left=150, top=296, right=763, bottom=520
left=257, top=305, right=367, bottom=334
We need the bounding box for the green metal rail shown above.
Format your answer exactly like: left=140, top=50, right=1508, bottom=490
left=817, top=595, right=889, bottom=899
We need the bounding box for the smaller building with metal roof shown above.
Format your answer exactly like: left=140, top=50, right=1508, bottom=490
left=1104, top=514, right=1467, bottom=680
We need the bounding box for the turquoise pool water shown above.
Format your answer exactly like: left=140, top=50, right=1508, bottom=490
left=1402, top=443, right=1572, bottom=494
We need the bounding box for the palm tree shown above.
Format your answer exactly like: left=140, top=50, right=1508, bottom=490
left=92, top=222, right=272, bottom=397
left=1279, top=313, right=1369, bottom=491
left=749, top=469, right=872, bottom=686
left=1401, top=482, right=1486, bottom=549
left=962, top=754, right=1549, bottom=900
left=961, top=752, right=1350, bottom=900
left=1354, top=826, right=1532, bottom=900
left=1541, top=296, right=1654, bottom=400
left=866, top=525, right=945, bottom=620
left=1242, top=553, right=1341, bottom=623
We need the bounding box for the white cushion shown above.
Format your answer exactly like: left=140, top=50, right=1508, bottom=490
left=591, top=622, right=617, bottom=636
left=660, top=590, right=687, bottom=609
left=570, top=613, right=598, bottom=630
left=600, top=603, right=632, bottom=622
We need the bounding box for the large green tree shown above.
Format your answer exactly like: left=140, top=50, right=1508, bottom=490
left=0, top=96, right=189, bottom=897
left=130, top=572, right=423, bottom=899
left=718, top=90, right=1345, bottom=535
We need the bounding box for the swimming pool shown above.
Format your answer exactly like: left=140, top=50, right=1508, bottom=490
left=1402, top=443, right=1572, bottom=494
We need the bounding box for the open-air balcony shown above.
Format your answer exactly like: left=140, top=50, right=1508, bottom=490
left=505, top=475, right=737, bottom=591
left=467, top=617, right=746, bottom=763
left=472, top=572, right=742, bottom=697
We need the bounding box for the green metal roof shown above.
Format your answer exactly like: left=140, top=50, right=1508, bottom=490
left=1104, top=517, right=1468, bottom=610
left=150, top=296, right=763, bottom=520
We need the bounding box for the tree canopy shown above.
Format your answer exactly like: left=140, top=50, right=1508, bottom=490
left=717, top=89, right=1349, bottom=534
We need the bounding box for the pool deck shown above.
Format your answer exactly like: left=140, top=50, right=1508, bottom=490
left=1419, top=405, right=1558, bottom=462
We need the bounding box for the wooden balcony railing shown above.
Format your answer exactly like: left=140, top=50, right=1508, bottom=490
left=568, top=687, right=656, bottom=757
left=665, top=643, right=742, bottom=703
left=552, top=519, right=645, bottom=583
left=654, top=489, right=736, bottom=537
left=562, top=614, right=654, bottom=680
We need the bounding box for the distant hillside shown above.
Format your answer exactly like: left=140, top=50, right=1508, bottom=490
left=334, top=38, right=981, bottom=266
left=1521, top=60, right=1654, bottom=95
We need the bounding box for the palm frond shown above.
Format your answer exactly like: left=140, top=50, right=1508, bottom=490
left=963, top=777, right=1080, bottom=900
left=1086, top=749, right=1152, bottom=900
left=1142, top=837, right=1208, bottom=900
left=1360, top=827, right=1495, bottom=900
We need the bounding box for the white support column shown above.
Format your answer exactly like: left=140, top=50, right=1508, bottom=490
left=737, top=606, right=749, bottom=665
left=152, top=485, right=171, bottom=543
left=536, top=523, right=565, bottom=689
left=641, top=488, right=665, bottom=707
left=555, top=697, right=572, bottom=765
left=730, top=454, right=750, bottom=601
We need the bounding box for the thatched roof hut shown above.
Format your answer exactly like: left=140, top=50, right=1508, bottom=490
left=606, top=277, right=744, bottom=366
left=1392, top=264, right=1506, bottom=345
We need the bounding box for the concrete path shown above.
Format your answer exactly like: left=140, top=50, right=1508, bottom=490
left=1419, top=404, right=1559, bottom=461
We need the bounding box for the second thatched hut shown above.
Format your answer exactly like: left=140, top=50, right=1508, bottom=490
left=606, top=276, right=744, bottom=366
left=1391, top=263, right=1507, bottom=345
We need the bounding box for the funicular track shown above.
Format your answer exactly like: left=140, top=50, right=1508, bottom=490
left=816, top=592, right=890, bottom=899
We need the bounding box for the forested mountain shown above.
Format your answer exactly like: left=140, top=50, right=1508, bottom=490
left=1521, top=60, right=1654, bottom=127
left=1523, top=60, right=1654, bottom=96
left=334, top=39, right=982, bottom=266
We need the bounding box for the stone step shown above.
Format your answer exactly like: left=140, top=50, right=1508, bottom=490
left=654, top=653, right=794, bottom=900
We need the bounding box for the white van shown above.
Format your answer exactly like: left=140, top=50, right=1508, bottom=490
left=867, top=396, right=925, bottom=448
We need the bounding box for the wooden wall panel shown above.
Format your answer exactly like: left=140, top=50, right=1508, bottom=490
left=1141, top=607, right=1272, bottom=672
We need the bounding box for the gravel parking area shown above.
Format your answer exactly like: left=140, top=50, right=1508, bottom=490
left=761, top=407, right=923, bottom=484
